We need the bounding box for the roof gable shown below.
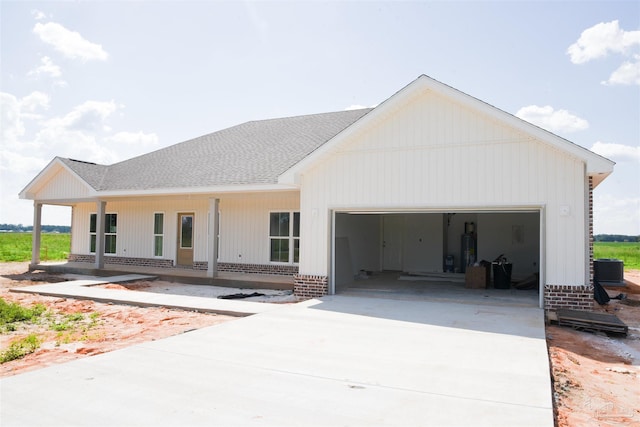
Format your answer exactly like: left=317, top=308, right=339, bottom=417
left=279, top=75, right=614, bottom=187
left=19, top=157, right=99, bottom=201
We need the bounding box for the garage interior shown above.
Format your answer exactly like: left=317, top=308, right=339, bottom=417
left=334, top=211, right=541, bottom=305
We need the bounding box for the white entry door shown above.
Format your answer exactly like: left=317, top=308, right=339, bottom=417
left=382, top=215, right=403, bottom=271
left=177, top=213, right=194, bottom=267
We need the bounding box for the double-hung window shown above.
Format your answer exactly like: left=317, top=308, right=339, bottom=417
left=269, top=212, right=300, bottom=263
left=90, top=213, right=117, bottom=254
left=153, top=213, right=164, bottom=257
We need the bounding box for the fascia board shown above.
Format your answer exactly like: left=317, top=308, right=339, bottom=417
left=19, top=157, right=97, bottom=200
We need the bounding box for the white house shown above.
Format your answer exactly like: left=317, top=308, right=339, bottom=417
left=20, top=75, right=614, bottom=310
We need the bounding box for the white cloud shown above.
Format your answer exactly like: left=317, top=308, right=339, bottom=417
left=20, top=91, right=50, bottom=113
left=1, top=91, right=160, bottom=225
left=31, top=10, right=46, bottom=21
left=567, top=20, right=640, bottom=64
left=28, top=56, right=62, bottom=79
left=0, top=150, right=48, bottom=174
left=45, top=100, right=118, bottom=132
left=591, top=141, right=640, bottom=163
left=568, top=20, right=640, bottom=86
left=0, top=91, right=51, bottom=142
left=515, top=105, right=589, bottom=134
left=602, top=54, right=640, bottom=86
left=0, top=93, right=25, bottom=143
left=33, top=22, right=108, bottom=61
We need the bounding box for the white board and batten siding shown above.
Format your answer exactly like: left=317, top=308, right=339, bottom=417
left=299, top=89, right=588, bottom=286
left=30, top=166, right=93, bottom=201
left=71, top=192, right=299, bottom=265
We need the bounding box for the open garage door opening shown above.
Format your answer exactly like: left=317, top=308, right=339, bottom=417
left=333, top=210, right=541, bottom=306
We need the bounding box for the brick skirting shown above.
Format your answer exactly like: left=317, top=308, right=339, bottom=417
left=218, top=262, right=298, bottom=276
left=68, top=254, right=174, bottom=269
left=294, top=274, right=329, bottom=298
left=544, top=284, right=593, bottom=311
left=68, top=254, right=297, bottom=276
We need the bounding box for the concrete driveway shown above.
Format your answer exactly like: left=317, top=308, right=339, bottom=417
left=0, top=295, right=553, bottom=426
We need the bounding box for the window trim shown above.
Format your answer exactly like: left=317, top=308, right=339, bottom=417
left=89, top=212, right=118, bottom=255
left=153, top=212, right=164, bottom=258
left=268, top=211, right=300, bottom=265
left=179, top=213, right=194, bottom=250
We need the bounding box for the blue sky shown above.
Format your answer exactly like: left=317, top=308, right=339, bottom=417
left=1, top=1, right=639, bottom=234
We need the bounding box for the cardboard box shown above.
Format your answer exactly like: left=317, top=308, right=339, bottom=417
left=465, top=266, right=488, bottom=289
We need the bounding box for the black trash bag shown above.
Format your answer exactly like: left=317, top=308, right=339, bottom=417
left=218, top=292, right=265, bottom=300
left=593, top=280, right=610, bottom=305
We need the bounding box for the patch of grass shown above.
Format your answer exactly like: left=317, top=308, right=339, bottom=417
left=0, top=232, right=70, bottom=262
left=88, top=312, right=100, bottom=329
left=0, top=298, right=46, bottom=329
left=593, top=242, right=640, bottom=270
left=0, top=334, right=41, bottom=363
left=1, top=301, right=104, bottom=361
left=50, top=312, right=85, bottom=332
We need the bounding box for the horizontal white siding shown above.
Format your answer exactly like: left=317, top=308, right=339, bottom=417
left=71, top=192, right=299, bottom=265
left=299, top=90, right=587, bottom=286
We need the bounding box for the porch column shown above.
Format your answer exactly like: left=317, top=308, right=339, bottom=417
left=31, top=202, right=43, bottom=267
left=207, top=198, right=220, bottom=278
left=95, top=200, right=106, bottom=269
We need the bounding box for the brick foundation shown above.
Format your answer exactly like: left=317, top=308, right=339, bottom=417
left=544, top=284, right=593, bottom=311
left=588, top=177, right=594, bottom=284
left=68, top=254, right=174, bottom=269
left=68, top=254, right=297, bottom=276
left=218, top=262, right=298, bottom=276
left=294, top=274, right=329, bottom=298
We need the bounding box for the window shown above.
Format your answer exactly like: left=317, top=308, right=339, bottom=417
left=154, top=213, right=164, bottom=257
left=269, top=212, right=300, bottom=263
left=90, top=213, right=117, bottom=254
left=180, top=215, right=193, bottom=249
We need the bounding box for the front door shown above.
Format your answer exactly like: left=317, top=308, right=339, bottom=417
left=382, top=215, right=403, bottom=271
left=177, top=213, right=194, bottom=267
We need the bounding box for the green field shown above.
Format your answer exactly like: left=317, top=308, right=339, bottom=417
left=0, top=233, right=70, bottom=262
left=0, top=232, right=638, bottom=270
left=593, top=242, right=640, bottom=270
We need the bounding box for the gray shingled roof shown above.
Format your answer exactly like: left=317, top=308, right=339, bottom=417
left=61, top=109, right=372, bottom=191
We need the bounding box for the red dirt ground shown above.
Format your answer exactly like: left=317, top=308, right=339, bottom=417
left=546, top=270, right=640, bottom=427
left=0, top=262, right=236, bottom=377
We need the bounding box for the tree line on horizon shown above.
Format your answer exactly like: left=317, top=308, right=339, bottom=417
left=0, top=224, right=71, bottom=233
left=593, top=234, right=639, bottom=242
